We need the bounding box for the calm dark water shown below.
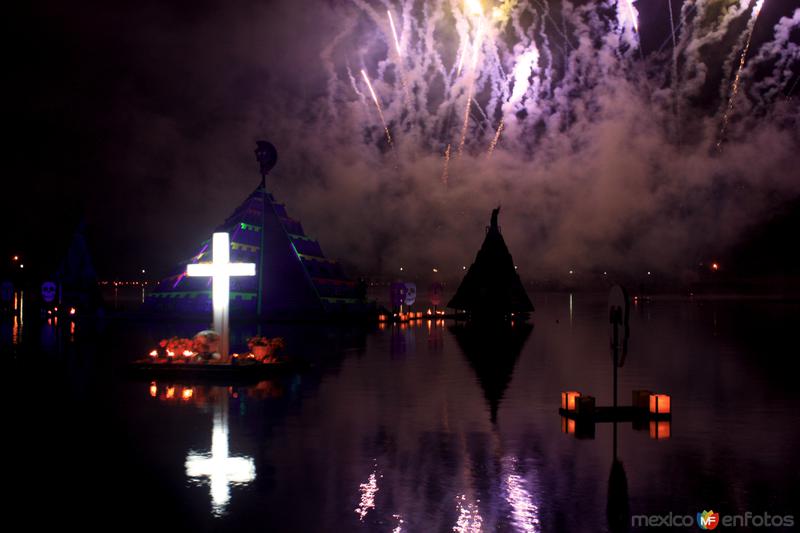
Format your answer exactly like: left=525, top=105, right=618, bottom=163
left=5, top=293, right=800, bottom=532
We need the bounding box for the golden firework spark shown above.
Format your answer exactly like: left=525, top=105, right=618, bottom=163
left=442, top=143, right=451, bottom=186
left=361, top=69, right=393, bottom=147
left=487, top=119, right=504, bottom=156
left=465, top=0, right=483, bottom=17
left=717, top=0, right=766, bottom=151
left=457, top=89, right=473, bottom=156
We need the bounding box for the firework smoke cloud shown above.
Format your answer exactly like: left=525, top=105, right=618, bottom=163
left=99, top=1, right=800, bottom=280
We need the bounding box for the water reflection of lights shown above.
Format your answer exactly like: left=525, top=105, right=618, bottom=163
left=355, top=467, right=380, bottom=521
left=504, top=472, right=541, bottom=531
left=148, top=382, right=199, bottom=403
left=569, top=293, right=574, bottom=325
left=496, top=455, right=541, bottom=532
left=12, top=291, right=23, bottom=344
left=392, top=513, right=404, bottom=533
left=12, top=316, right=21, bottom=345
left=454, top=494, right=483, bottom=533
left=185, top=397, right=256, bottom=517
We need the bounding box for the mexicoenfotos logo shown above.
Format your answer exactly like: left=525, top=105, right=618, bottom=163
left=632, top=510, right=794, bottom=528
left=697, top=510, right=720, bottom=530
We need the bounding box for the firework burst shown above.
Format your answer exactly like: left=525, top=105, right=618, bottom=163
left=361, top=68, right=393, bottom=148
left=331, top=0, right=795, bottom=170
left=717, top=0, right=767, bottom=151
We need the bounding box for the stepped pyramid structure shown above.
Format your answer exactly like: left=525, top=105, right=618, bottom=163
left=145, top=142, right=368, bottom=319
left=448, top=207, right=534, bottom=319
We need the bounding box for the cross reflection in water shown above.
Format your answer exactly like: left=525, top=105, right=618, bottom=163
left=185, top=394, right=256, bottom=516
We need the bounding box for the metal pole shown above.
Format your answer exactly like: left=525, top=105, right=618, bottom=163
left=612, top=320, right=619, bottom=410
left=257, top=174, right=266, bottom=318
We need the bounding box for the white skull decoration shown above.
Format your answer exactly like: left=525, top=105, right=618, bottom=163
left=41, top=281, right=57, bottom=303
left=404, top=282, right=417, bottom=307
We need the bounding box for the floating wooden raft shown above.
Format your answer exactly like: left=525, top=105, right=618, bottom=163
left=559, top=390, right=672, bottom=422
left=127, top=359, right=308, bottom=383
left=558, top=405, right=671, bottom=422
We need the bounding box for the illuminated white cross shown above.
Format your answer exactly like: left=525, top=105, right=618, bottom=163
left=187, top=232, right=255, bottom=358
left=185, top=396, right=255, bottom=516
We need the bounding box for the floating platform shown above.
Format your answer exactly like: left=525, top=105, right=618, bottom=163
left=127, top=359, right=308, bottom=383
left=378, top=311, right=453, bottom=323
left=558, top=406, right=671, bottom=422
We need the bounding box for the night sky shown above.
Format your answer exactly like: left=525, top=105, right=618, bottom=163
left=4, top=0, right=800, bottom=281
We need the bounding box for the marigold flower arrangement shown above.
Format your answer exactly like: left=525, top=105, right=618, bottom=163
left=156, top=337, right=195, bottom=360
left=246, top=336, right=286, bottom=363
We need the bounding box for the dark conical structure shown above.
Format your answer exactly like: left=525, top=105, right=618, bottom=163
left=607, top=458, right=630, bottom=533
left=448, top=207, right=534, bottom=318
left=40, top=219, right=102, bottom=313
left=449, top=321, right=533, bottom=423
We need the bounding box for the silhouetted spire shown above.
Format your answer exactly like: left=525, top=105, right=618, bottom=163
left=448, top=208, right=534, bottom=318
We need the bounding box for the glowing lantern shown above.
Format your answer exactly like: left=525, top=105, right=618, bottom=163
left=649, top=394, right=671, bottom=415
left=149, top=349, right=158, bottom=359
left=182, top=388, right=194, bottom=400
left=378, top=314, right=388, bottom=322
left=649, top=420, right=671, bottom=440
left=149, top=382, right=157, bottom=398
left=69, top=307, right=76, bottom=316
left=166, top=350, right=175, bottom=358
left=561, top=391, right=581, bottom=411
left=183, top=350, right=195, bottom=358
left=166, top=386, right=175, bottom=399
